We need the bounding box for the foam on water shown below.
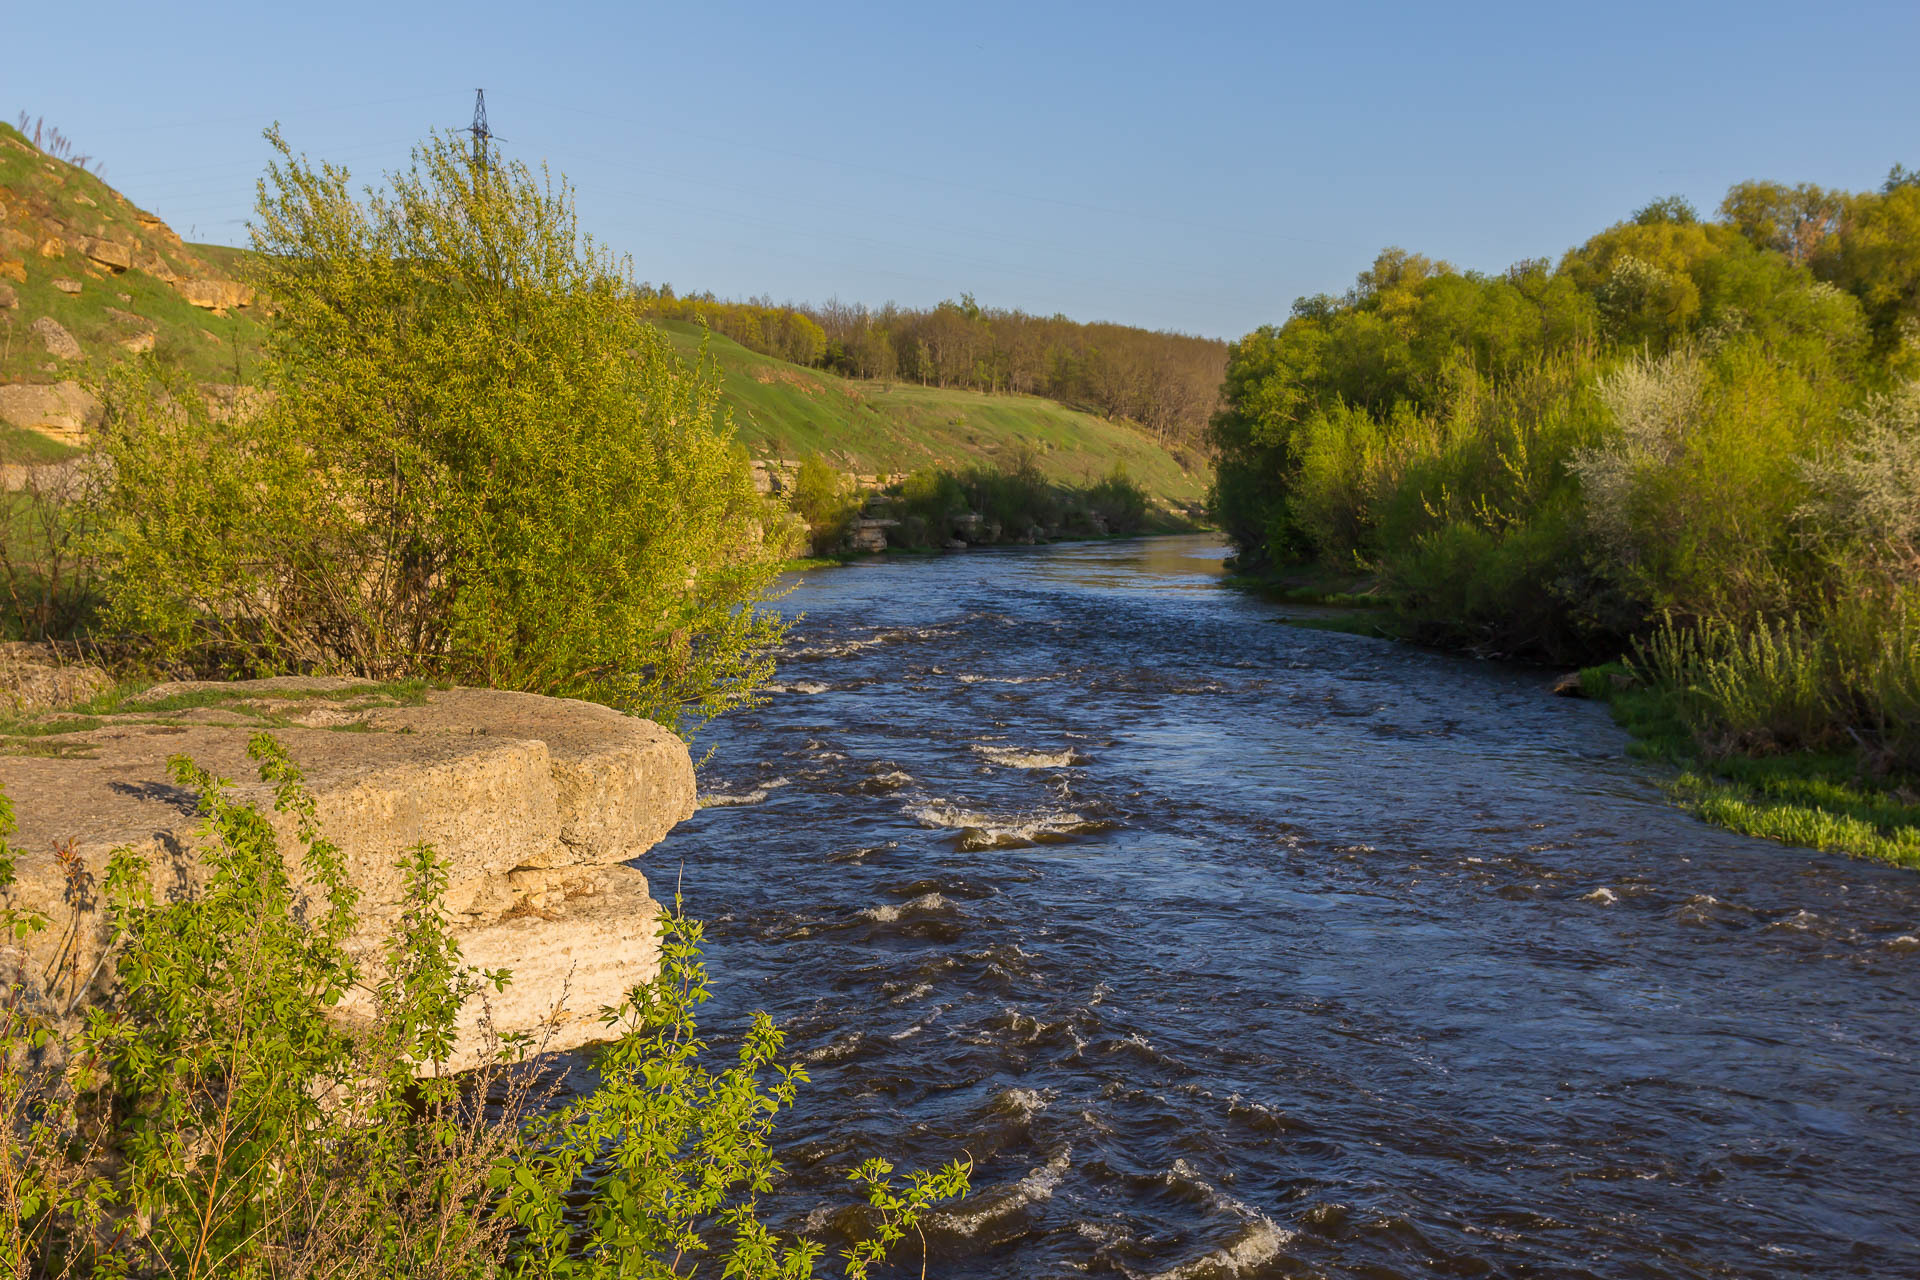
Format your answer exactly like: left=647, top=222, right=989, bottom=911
left=698, top=776, right=790, bottom=808
left=859, top=892, right=953, bottom=923
left=858, top=768, right=915, bottom=793
left=932, top=1147, right=1072, bottom=1239
left=1147, top=1160, right=1296, bottom=1278
left=972, top=743, right=1082, bottom=769
left=992, top=1087, right=1051, bottom=1122
left=908, top=801, right=1111, bottom=849
left=1146, top=1218, right=1292, bottom=1280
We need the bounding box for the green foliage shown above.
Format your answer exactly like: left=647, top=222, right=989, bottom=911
left=0, top=462, right=101, bottom=642
left=801, top=450, right=1166, bottom=554
left=1210, top=168, right=1920, bottom=853
left=898, top=467, right=968, bottom=536
left=960, top=447, right=1058, bottom=538
left=495, top=912, right=970, bottom=1279
left=0, top=740, right=968, bottom=1278
left=86, top=130, right=788, bottom=734
left=1812, top=182, right=1920, bottom=356
left=1676, top=773, right=1920, bottom=868
left=1631, top=596, right=1920, bottom=773
left=788, top=454, right=858, bottom=555
left=1085, top=463, right=1149, bottom=535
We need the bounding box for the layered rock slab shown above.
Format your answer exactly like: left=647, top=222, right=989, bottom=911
left=0, top=678, right=694, bottom=1067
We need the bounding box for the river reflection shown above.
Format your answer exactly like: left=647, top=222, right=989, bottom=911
left=646, top=534, right=1920, bottom=1278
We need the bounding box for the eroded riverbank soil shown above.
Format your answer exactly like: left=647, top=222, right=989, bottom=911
left=650, top=535, right=1919, bottom=1278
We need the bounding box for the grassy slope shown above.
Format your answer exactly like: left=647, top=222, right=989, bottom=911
left=657, top=320, right=1211, bottom=511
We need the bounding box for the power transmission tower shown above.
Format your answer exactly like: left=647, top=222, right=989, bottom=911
left=459, top=89, right=497, bottom=171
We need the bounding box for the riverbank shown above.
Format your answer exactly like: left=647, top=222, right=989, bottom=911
left=1230, top=566, right=1920, bottom=868
left=781, top=524, right=1209, bottom=573
left=1577, top=663, right=1920, bottom=869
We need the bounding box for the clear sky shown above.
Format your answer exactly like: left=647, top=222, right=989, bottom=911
left=12, top=0, right=1917, bottom=338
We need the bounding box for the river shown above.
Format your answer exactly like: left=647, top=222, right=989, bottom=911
left=652, top=534, right=1920, bottom=1278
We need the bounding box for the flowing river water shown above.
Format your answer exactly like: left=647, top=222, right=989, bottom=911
left=648, top=534, right=1920, bottom=1278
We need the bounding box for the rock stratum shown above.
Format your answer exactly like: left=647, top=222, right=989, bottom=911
left=0, top=677, right=695, bottom=1069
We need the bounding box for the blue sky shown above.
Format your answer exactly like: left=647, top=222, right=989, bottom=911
left=13, top=0, right=1917, bottom=338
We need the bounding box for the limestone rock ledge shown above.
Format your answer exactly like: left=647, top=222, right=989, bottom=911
left=0, top=678, right=694, bottom=1069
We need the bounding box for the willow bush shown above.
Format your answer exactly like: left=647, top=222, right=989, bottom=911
left=91, top=130, right=790, bottom=733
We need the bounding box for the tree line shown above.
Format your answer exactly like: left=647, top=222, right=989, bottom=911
left=636, top=287, right=1227, bottom=448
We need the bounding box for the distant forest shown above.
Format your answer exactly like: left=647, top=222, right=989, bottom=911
left=636, top=288, right=1227, bottom=448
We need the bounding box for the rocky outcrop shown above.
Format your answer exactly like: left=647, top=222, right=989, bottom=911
left=79, top=236, right=130, bottom=272
left=849, top=517, right=896, bottom=553
left=30, top=316, right=81, bottom=360
left=177, top=278, right=253, bottom=310
left=0, top=643, right=112, bottom=715
left=0, top=678, right=696, bottom=1069
left=0, top=380, right=99, bottom=442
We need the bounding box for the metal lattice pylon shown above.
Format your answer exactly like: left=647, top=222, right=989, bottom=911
left=461, top=89, right=492, bottom=170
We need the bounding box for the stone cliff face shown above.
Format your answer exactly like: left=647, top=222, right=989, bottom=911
left=0, top=677, right=695, bottom=1069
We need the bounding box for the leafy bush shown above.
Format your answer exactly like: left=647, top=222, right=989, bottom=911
left=0, top=739, right=967, bottom=1278
left=789, top=454, right=858, bottom=554
left=88, top=130, right=788, bottom=734
left=1631, top=594, right=1920, bottom=772
left=1086, top=464, right=1149, bottom=535
left=1797, top=382, right=1920, bottom=588
left=898, top=468, right=968, bottom=542
left=961, top=447, right=1057, bottom=537
left=0, top=462, right=101, bottom=642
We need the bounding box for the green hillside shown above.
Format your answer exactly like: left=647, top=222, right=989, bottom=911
left=657, top=320, right=1209, bottom=510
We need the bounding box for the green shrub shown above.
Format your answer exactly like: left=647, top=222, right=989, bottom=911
left=1086, top=463, right=1149, bottom=534
left=962, top=448, right=1057, bottom=536
left=88, top=129, right=787, bottom=734
left=898, top=468, right=967, bottom=544
left=1632, top=614, right=1834, bottom=754
left=1631, top=591, right=1920, bottom=772
left=0, top=739, right=967, bottom=1278
left=789, top=454, right=858, bottom=554
left=0, top=465, right=101, bottom=642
